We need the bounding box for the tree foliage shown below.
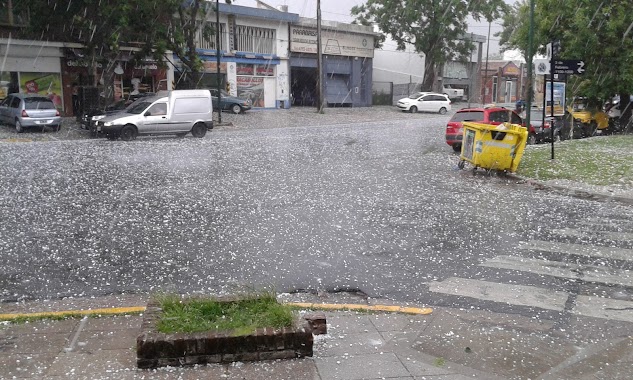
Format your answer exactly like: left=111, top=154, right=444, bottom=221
left=499, top=0, right=633, bottom=102
left=352, top=0, right=509, bottom=91
left=147, top=0, right=231, bottom=88
left=24, top=0, right=173, bottom=103
left=23, top=0, right=231, bottom=101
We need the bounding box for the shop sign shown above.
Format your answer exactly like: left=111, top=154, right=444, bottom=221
left=237, top=63, right=254, bottom=75
left=256, top=65, right=274, bottom=76
left=66, top=60, right=103, bottom=68
left=236, top=76, right=264, bottom=107
left=134, top=63, right=159, bottom=71
left=202, top=61, right=227, bottom=73
left=502, top=64, right=520, bottom=77
left=20, top=72, right=64, bottom=112
left=290, top=27, right=374, bottom=58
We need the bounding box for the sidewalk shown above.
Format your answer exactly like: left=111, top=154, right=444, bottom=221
left=2, top=293, right=632, bottom=379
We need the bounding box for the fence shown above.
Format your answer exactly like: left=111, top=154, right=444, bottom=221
left=372, top=82, right=421, bottom=106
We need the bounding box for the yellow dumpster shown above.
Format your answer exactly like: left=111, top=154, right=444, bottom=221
left=458, top=122, right=528, bottom=173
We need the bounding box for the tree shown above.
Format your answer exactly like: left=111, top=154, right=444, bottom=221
left=24, top=0, right=172, bottom=106
left=352, top=0, right=509, bottom=92
left=146, top=0, right=231, bottom=89
left=496, top=0, right=540, bottom=61
left=499, top=0, right=633, bottom=108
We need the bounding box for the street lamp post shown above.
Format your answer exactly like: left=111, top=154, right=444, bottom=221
left=216, top=0, right=222, bottom=123
left=525, top=0, right=535, bottom=130
left=482, top=21, right=491, bottom=104
left=316, top=0, right=324, bottom=113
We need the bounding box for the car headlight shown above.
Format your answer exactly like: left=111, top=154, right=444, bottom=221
left=92, top=115, right=106, bottom=121
left=104, top=121, right=114, bottom=127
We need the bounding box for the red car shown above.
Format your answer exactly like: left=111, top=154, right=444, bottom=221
left=445, top=106, right=536, bottom=152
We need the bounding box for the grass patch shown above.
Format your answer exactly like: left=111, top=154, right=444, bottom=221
left=155, top=293, right=295, bottom=335
left=518, top=135, right=633, bottom=186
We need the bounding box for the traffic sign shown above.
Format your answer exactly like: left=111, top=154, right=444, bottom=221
left=553, top=59, right=586, bottom=75
left=534, top=59, right=550, bottom=75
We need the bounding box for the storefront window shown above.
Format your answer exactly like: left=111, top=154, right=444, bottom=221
left=0, top=71, right=19, bottom=100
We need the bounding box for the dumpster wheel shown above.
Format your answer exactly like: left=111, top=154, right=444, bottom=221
left=457, top=160, right=466, bottom=170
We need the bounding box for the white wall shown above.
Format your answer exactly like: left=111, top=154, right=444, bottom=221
left=372, top=50, right=425, bottom=85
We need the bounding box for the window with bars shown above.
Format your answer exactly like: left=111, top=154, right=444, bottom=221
left=196, top=22, right=226, bottom=51
left=235, top=25, right=276, bottom=55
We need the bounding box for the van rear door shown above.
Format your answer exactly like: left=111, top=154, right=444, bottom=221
left=170, top=95, right=212, bottom=132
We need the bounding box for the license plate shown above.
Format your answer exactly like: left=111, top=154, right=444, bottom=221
left=35, top=120, right=52, bottom=125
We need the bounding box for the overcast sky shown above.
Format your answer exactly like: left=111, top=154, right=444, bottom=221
left=236, top=0, right=518, bottom=57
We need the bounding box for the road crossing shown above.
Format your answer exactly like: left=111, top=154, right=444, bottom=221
left=426, top=224, right=633, bottom=323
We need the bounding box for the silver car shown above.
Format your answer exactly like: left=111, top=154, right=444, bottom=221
left=0, top=93, right=62, bottom=132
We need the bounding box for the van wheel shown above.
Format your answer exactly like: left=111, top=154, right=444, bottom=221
left=231, top=104, right=242, bottom=114
left=439, top=107, right=447, bottom=115
left=191, top=123, right=207, bottom=138
left=120, top=125, right=138, bottom=141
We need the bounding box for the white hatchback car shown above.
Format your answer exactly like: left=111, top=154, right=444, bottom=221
left=397, top=92, right=451, bottom=114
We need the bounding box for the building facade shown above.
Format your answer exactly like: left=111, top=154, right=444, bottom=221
left=480, top=60, right=526, bottom=104
left=180, top=3, right=298, bottom=109
left=289, top=19, right=375, bottom=107
left=0, top=39, right=66, bottom=113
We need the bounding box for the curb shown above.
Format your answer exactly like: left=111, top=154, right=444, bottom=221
left=507, top=174, right=633, bottom=206
left=0, top=303, right=433, bottom=321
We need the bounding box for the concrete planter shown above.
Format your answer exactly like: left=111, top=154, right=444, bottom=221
left=136, top=299, right=316, bottom=369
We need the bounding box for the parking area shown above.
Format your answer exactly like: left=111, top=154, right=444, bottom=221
left=0, top=105, right=457, bottom=142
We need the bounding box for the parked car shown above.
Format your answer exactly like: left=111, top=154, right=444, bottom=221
left=528, top=109, right=562, bottom=143
left=210, top=89, right=252, bottom=114
left=445, top=106, right=536, bottom=152
left=396, top=92, right=451, bottom=114
left=0, top=93, right=62, bottom=133
left=94, top=90, right=213, bottom=141
left=81, top=92, right=156, bottom=132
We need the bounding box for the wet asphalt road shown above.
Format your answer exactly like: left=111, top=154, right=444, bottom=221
left=1, top=111, right=633, bottom=322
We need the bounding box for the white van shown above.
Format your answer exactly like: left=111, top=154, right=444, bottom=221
left=95, top=90, right=213, bottom=140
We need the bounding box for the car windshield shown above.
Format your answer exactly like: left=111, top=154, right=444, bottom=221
left=24, top=97, right=55, bottom=110
left=450, top=111, right=484, bottom=122
left=126, top=100, right=153, bottom=114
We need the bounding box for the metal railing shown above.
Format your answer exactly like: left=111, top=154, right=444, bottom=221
left=234, top=34, right=276, bottom=55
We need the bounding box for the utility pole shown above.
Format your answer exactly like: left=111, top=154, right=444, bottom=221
left=216, top=0, right=223, bottom=123
left=316, top=0, right=324, bottom=113
left=481, top=21, right=491, bottom=104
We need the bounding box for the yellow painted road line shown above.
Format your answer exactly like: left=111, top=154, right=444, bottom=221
left=0, top=306, right=146, bottom=321
left=0, top=303, right=432, bottom=321
left=288, top=302, right=433, bottom=315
